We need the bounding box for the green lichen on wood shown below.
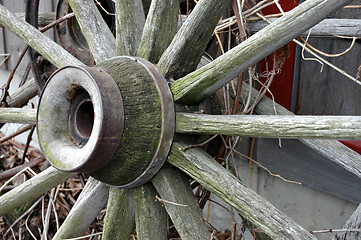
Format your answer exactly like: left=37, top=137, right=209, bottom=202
left=90, top=57, right=164, bottom=186
left=175, top=112, right=361, bottom=139
left=102, top=188, right=135, bottom=240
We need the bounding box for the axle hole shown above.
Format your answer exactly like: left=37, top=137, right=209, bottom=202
left=75, top=100, right=94, bottom=139
left=69, top=90, right=94, bottom=146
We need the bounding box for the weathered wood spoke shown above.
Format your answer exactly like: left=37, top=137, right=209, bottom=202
left=102, top=188, right=135, bottom=240
left=137, top=0, right=180, bottom=63
left=168, top=142, right=317, bottom=240
left=0, top=167, right=73, bottom=216
left=0, top=4, right=82, bottom=68
left=67, top=0, right=116, bottom=62
left=176, top=113, right=361, bottom=140
left=132, top=183, right=168, bottom=240
left=239, top=82, right=361, bottom=178
left=157, top=0, right=231, bottom=79
left=0, top=0, right=359, bottom=239
left=115, top=0, right=145, bottom=56
left=152, top=167, right=211, bottom=240
left=170, top=0, right=353, bottom=104
left=52, top=178, right=109, bottom=240
left=0, top=108, right=36, bottom=124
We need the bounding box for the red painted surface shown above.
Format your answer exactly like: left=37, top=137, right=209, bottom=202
left=260, top=1, right=361, bottom=154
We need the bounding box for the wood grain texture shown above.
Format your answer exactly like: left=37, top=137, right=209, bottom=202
left=116, top=0, right=144, bottom=56
left=298, top=3, right=361, bottom=116
left=132, top=183, right=167, bottom=240
left=0, top=167, right=72, bottom=215
left=170, top=0, right=353, bottom=104
left=239, top=82, right=361, bottom=179
left=168, top=142, right=316, bottom=240
left=331, top=203, right=361, bottom=239
left=0, top=107, right=36, bottom=124
left=13, top=12, right=56, bottom=27
left=102, top=188, right=135, bottom=240
left=67, top=0, right=116, bottom=63
left=6, top=78, right=38, bottom=108
left=248, top=18, right=361, bottom=37
left=52, top=178, right=109, bottom=240
left=137, top=0, right=180, bottom=63
left=157, top=0, right=231, bottom=79
left=91, top=56, right=174, bottom=187
left=152, top=167, right=211, bottom=240
left=176, top=112, right=361, bottom=139
left=0, top=4, right=82, bottom=68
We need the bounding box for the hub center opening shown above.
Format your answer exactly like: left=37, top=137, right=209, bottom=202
left=69, top=90, right=94, bottom=146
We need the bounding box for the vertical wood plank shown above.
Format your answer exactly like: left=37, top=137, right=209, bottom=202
left=298, top=2, right=361, bottom=115
left=1, top=0, right=27, bottom=72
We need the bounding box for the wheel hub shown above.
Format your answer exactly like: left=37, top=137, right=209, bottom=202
left=37, top=56, right=175, bottom=188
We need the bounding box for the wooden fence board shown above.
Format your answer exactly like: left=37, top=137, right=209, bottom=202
left=298, top=1, right=361, bottom=115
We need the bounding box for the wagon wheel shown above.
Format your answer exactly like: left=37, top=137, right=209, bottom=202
left=0, top=0, right=359, bottom=239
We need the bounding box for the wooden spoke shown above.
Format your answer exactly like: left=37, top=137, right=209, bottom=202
left=102, top=188, right=135, bottom=240
left=330, top=203, right=361, bottom=239
left=52, top=178, right=109, bottom=240
left=0, top=167, right=72, bottom=216
left=168, top=142, right=316, bottom=240
left=0, top=108, right=36, bottom=124
left=157, top=0, right=231, bottom=79
left=239, top=82, right=361, bottom=179
left=248, top=18, right=361, bottom=38
left=0, top=4, right=82, bottom=68
left=132, top=183, right=168, bottom=240
left=6, top=78, right=38, bottom=108
left=137, top=0, right=180, bottom=63
left=170, top=0, right=353, bottom=104
left=152, top=167, right=211, bottom=240
left=115, top=0, right=145, bottom=56
left=176, top=113, right=361, bottom=140
left=67, top=0, right=116, bottom=63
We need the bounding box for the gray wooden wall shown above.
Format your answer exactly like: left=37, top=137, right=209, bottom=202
left=298, top=1, right=361, bottom=115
